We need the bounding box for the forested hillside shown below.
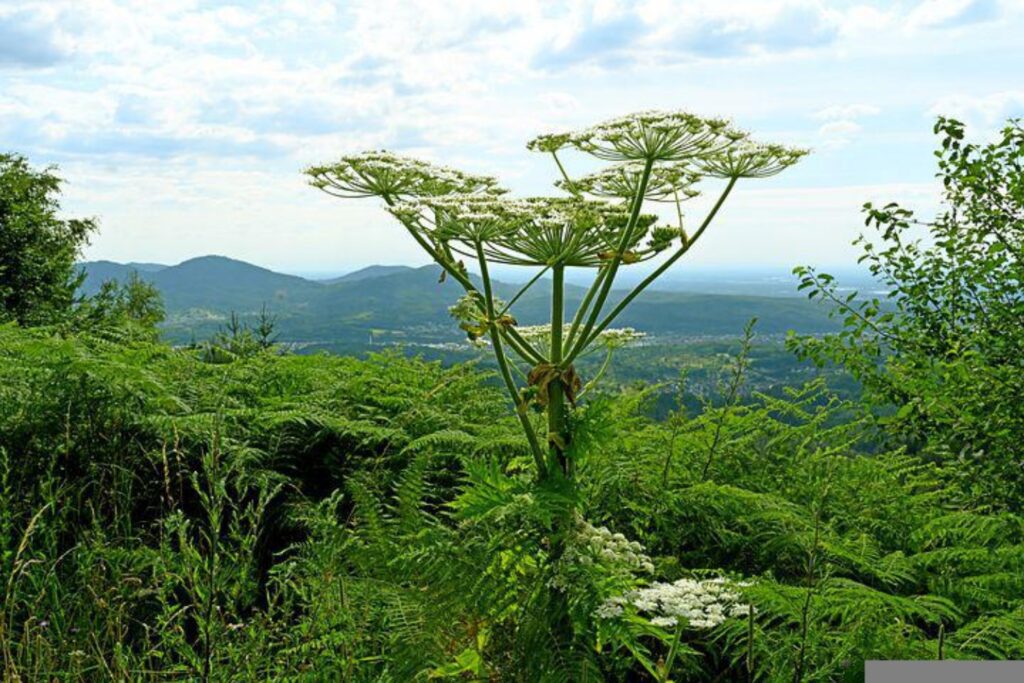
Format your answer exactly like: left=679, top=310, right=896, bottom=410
left=77, top=257, right=841, bottom=347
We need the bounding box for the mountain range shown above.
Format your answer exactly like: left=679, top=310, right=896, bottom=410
left=78, top=256, right=840, bottom=350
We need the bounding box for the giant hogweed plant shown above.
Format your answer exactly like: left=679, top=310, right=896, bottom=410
left=309, top=111, right=805, bottom=485
left=308, top=112, right=805, bottom=674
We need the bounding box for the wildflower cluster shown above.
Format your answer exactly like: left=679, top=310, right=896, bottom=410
left=552, top=519, right=655, bottom=590
left=306, top=151, right=504, bottom=200
left=391, top=195, right=659, bottom=267
left=448, top=292, right=490, bottom=325
left=648, top=226, right=687, bottom=252
left=528, top=110, right=747, bottom=162
left=597, top=577, right=753, bottom=630
left=698, top=142, right=809, bottom=179
left=558, top=161, right=702, bottom=203
left=571, top=520, right=655, bottom=572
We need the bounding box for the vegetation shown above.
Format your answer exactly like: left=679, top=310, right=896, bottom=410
left=75, top=257, right=842, bottom=350
left=0, top=115, right=1021, bottom=681
left=0, top=153, right=96, bottom=326
left=791, top=117, right=1024, bottom=511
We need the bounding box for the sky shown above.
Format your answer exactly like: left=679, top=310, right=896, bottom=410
left=2, top=0, right=1023, bottom=277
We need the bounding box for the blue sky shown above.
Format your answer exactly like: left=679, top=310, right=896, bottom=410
left=2, top=0, right=1022, bottom=275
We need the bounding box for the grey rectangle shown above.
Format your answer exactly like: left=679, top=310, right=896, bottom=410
left=866, top=661, right=1024, bottom=683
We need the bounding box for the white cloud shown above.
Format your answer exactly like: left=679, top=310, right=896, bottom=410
left=1, top=0, right=1019, bottom=269
left=814, top=104, right=880, bottom=120
left=818, top=119, right=862, bottom=137
left=929, top=90, right=1024, bottom=127
left=813, top=102, right=879, bottom=148
left=909, top=0, right=1000, bottom=28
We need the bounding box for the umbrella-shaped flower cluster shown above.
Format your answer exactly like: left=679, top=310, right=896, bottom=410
left=596, top=577, right=752, bottom=630
left=698, top=141, right=809, bottom=179
left=307, top=151, right=505, bottom=200
left=390, top=195, right=661, bottom=267
left=557, top=162, right=702, bottom=203
left=558, top=519, right=656, bottom=580
left=528, top=110, right=744, bottom=162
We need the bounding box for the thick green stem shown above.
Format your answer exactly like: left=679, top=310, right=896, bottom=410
left=568, top=158, right=654, bottom=360
left=475, top=242, right=546, bottom=475
left=572, top=177, right=738, bottom=358
left=547, top=265, right=568, bottom=477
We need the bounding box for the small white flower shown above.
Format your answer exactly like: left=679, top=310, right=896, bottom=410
left=595, top=602, right=624, bottom=619
left=597, top=576, right=755, bottom=630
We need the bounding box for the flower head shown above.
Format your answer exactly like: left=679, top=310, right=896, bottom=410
left=307, top=150, right=505, bottom=200
left=391, top=195, right=660, bottom=268
left=531, top=110, right=747, bottom=162
left=698, top=142, right=809, bottom=179
left=559, top=161, right=702, bottom=203
left=551, top=518, right=656, bottom=591
left=526, top=132, right=572, bottom=153
left=648, top=226, right=687, bottom=253
left=596, top=576, right=754, bottom=631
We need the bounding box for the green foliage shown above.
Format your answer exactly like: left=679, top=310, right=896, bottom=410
left=199, top=306, right=280, bottom=362
left=2, top=320, right=1023, bottom=680
left=72, top=270, right=166, bottom=341
left=0, top=324, right=514, bottom=680
left=790, top=118, right=1023, bottom=510
left=0, top=153, right=97, bottom=326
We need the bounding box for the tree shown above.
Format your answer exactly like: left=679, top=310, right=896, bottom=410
left=790, top=117, right=1024, bottom=510
left=200, top=306, right=280, bottom=362
left=77, top=270, right=166, bottom=339
left=0, top=153, right=97, bottom=325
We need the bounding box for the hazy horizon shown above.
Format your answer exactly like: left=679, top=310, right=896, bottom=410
left=80, top=253, right=882, bottom=298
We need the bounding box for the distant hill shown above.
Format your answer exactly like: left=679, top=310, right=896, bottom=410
left=80, top=255, right=322, bottom=311
left=78, top=257, right=840, bottom=347
left=125, top=262, right=168, bottom=273
left=78, top=260, right=168, bottom=290
left=322, top=265, right=415, bottom=284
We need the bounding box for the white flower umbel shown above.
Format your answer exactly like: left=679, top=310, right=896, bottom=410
left=560, top=162, right=702, bottom=204
left=307, top=151, right=505, bottom=200
left=597, top=577, right=753, bottom=630
left=392, top=195, right=661, bottom=268
left=698, top=142, right=809, bottom=179
left=528, top=110, right=747, bottom=162
left=552, top=518, right=655, bottom=591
